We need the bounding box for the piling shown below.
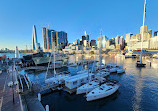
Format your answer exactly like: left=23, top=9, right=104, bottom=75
left=46, top=105, right=49, bottom=111
left=38, top=93, right=41, bottom=101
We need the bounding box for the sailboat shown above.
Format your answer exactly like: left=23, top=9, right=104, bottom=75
left=45, top=42, right=70, bottom=85
left=76, top=29, right=108, bottom=94
left=136, top=0, right=147, bottom=67
left=86, top=29, right=120, bottom=101
left=86, top=80, right=120, bottom=101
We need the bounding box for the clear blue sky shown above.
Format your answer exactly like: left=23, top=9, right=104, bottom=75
left=0, top=0, right=158, bottom=50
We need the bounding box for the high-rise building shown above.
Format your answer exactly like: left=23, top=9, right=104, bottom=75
left=42, top=27, right=47, bottom=49
left=97, top=38, right=101, bottom=48
left=75, top=39, right=80, bottom=45
left=83, top=40, right=88, bottom=47
left=140, top=25, right=147, bottom=34
left=102, top=35, right=108, bottom=48
left=56, top=31, right=68, bottom=50
left=43, top=27, right=68, bottom=51
left=81, top=31, right=90, bottom=47
left=119, top=36, right=125, bottom=50
left=153, top=31, right=158, bottom=37
left=148, top=29, right=152, bottom=37
left=115, top=36, right=120, bottom=45
left=125, top=33, right=133, bottom=44
left=32, top=25, right=39, bottom=50
left=90, top=40, right=96, bottom=47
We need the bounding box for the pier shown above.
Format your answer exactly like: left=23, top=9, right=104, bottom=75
left=0, top=64, right=47, bottom=111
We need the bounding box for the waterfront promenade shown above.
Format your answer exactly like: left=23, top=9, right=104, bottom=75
left=0, top=65, right=46, bottom=111
left=0, top=71, right=21, bottom=111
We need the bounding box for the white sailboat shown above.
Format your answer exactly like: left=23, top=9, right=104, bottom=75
left=77, top=29, right=108, bottom=94
left=136, top=0, right=147, bottom=67
left=45, top=42, right=70, bottom=85
left=76, top=78, right=106, bottom=94
left=86, top=30, right=120, bottom=100
left=117, top=68, right=125, bottom=74
left=86, top=81, right=120, bottom=101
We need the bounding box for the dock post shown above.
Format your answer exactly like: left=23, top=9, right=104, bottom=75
left=38, top=93, right=41, bottom=101
left=150, top=62, right=151, bottom=67
left=46, top=105, right=49, bottom=111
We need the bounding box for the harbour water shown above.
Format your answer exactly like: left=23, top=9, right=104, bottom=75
left=1, top=53, right=158, bottom=111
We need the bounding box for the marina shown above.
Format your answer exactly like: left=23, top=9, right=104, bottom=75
left=1, top=0, right=158, bottom=110
left=1, top=52, right=158, bottom=111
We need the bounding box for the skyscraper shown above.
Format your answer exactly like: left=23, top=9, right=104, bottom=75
left=115, top=35, right=120, bottom=45
left=32, top=25, right=38, bottom=50
left=82, top=31, right=90, bottom=47
left=43, top=27, right=68, bottom=51
left=119, top=36, right=125, bottom=50
left=42, top=27, right=47, bottom=50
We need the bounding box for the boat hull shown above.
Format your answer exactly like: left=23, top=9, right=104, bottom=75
left=86, top=85, right=119, bottom=101
left=136, top=63, right=146, bottom=67
left=109, top=68, right=117, bottom=73
left=117, top=69, right=125, bottom=74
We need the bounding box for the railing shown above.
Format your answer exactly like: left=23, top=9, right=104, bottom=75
left=24, top=75, right=30, bottom=89
left=18, top=75, right=24, bottom=92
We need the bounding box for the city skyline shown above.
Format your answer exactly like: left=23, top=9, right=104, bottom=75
left=0, top=0, right=158, bottom=50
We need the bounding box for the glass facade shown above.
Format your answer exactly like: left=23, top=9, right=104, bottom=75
left=32, top=25, right=38, bottom=50
left=42, top=27, right=47, bottom=49
left=57, top=31, right=68, bottom=50
left=43, top=28, right=68, bottom=50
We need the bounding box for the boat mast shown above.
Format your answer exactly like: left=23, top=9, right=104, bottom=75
left=45, top=51, right=52, bottom=80
left=86, top=49, right=90, bottom=95
left=140, top=0, right=147, bottom=64
left=99, top=28, right=102, bottom=70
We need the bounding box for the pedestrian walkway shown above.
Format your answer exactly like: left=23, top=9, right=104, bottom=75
left=0, top=70, right=22, bottom=111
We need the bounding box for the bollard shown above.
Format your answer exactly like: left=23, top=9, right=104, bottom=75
left=38, top=93, right=41, bottom=101
left=150, top=62, right=151, bottom=67
left=46, top=105, right=49, bottom=111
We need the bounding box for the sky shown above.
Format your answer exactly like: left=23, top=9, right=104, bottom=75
left=0, top=0, right=158, bottom=50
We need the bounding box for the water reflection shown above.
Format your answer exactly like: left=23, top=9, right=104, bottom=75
left=17, top=54, right=158, bottom=111
left=133, top=68, right=144, bottom=111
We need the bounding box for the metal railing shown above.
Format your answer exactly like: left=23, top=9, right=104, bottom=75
left=18, top=75, right=24, bottom=92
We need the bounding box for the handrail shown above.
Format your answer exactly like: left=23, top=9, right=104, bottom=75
left=24, top=75, right=29, bottom=89
left=19, top=75, right=24, bottom=92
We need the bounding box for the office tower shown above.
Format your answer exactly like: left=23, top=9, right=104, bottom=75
left=97, top=38, right=101, bottom=48
left=75, top=39, right=80, bottom=45
left=119, top=36, right=125, bottom=50
left=148, top=29, right=152, bottom=37
left=115, top=35, right=120, bottom=45
left=102, top=35, right=108, bottom=48
left=90, top=40, right=96, bottom=47
left=125, top=33, right=133, bottom=44
left=82, top=35, right=86, bottom=41
left=153, top=31, right=158, bottom=37
left=82, top=31, right=90, bottom=47
left=32, top=25, right=38, bottom=50
left=56, top=31, right=68, bottom=50
left=42, top=27, right=47, bottom=50
left=43, top=27, right=67, bottom=51
left=140, top=25, right=147, bottom=34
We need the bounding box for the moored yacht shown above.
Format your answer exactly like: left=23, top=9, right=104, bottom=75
left=76, top=78, right=106, bottom=94
left=117, top=68, right=125, bottom=74
left=86, top=80, right=120, bottom=101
